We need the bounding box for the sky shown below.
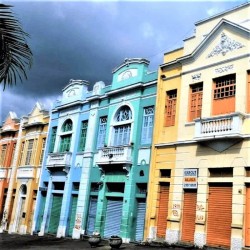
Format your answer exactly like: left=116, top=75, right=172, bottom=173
left=0, top=0, right=248, bottom=124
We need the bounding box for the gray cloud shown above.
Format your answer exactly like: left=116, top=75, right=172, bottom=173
left=0, top=0, right=246, bottom=123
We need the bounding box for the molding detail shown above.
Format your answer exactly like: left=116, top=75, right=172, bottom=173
left=207, top=32, right=245, bottom=58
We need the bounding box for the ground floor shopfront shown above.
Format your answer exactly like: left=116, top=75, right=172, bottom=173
left=84, top=164, right=148, bottom=243
left=145, top=142, right=250, bottom=250
left=34, top=172, right=79, bottom=238
left=7, top=179, right=37, bottom=235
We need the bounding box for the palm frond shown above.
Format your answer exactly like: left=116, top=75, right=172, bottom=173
left=0, top=4, right=33, bottom=90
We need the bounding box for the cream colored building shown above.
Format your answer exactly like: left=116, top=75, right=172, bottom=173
left=4, top=102, right=49, bottom=234
left=145, top=3, right=250, bottom=250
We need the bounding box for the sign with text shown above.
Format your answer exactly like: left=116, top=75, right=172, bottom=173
left=183, top=169, right=198, bottom=189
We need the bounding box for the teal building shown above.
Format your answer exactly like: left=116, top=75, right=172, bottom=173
left=72, top=58, right=157, bottom=242
left=33, top=58, right=157, bottom=242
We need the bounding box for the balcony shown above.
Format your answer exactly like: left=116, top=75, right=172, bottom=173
left=17, top=167, right=35, bottom=179
left=96, top=146, right=132, bottom=165
left=0, top=168, right=8, bottom=179
left=194, top=112, right=245, bottom=142
left=46, top=152, right=72, bottom=172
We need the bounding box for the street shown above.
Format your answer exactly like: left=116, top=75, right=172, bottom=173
left=0, top=232, right=192, bottom=250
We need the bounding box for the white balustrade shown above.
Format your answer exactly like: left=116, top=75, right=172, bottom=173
left=194, top=112, right=244, bottom=141
left=96, top=146, right=132, bottom=164
left=47, top=152, right=72, bottom=167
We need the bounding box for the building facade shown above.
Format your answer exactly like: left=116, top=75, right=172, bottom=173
left=33, top=58, right=157, bottom=242
left=32, top=79, right=92, bottom=238
left=145, top=3, right=250, bottom=250
left=0, top=112, right=20, bottom=231
left=74, top=58, right=157, bottom=242
left=4, top=103, right=49, bottom=234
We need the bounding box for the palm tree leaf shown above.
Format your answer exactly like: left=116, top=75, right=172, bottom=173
left=0, top=4, right=32, bottom=90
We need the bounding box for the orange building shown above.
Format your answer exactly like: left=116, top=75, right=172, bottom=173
left=0, top=112, right=20, bottom=229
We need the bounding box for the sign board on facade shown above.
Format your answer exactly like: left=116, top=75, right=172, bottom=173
left=183, top=169, right=198, bottom=189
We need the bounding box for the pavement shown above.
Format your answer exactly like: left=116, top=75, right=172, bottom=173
left=0, top=232, right=228, bottom=250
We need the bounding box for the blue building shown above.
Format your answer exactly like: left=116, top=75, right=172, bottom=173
left=33, top=58, right=157, bottom=242
left=33, top=79, right=92, bottom=237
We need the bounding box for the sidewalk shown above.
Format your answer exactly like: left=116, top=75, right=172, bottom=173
left=0, top=232, right=229, bottom=250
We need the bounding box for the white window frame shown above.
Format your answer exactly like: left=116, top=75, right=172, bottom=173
left=141, top=106, right=154, bottom=145
left=110, top=105, right=133, bottom=146
left=97, top=116, right=107, bottom=148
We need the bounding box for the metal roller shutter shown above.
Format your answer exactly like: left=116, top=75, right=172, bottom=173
left=68, top=195, right=78, bottom=236
left=181, top=190, right=197, bottom=243
left=135, top=199, right=146, bottom=241
left=48, top=194, right=63, bottom=234
left=86, top=197, right=98, bottom=235
left=104, top=198, right=123, bottom=238
left=245, top=186, right=250, bottom=246
left=156, top=183, right=169, bottom=238
left=36, top=193, right=46, bottom=232
left=207, top=184, right=232, bottom=248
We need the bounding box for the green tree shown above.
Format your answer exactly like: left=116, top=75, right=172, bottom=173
left=0, top=4, right=32, bottom=90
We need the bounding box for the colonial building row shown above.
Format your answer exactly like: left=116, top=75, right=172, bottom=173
left=0, top=3, right=249, bottom=250
left=0, top=58, right=157, bottom=243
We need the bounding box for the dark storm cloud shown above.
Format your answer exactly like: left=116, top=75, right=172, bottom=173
left=0, top=0, right=246, bottom=123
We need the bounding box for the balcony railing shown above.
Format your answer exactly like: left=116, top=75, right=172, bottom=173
left=46, top=152, right=72, bottom=172
left=96, top=146, right=132, bottom=165
left=194, top=112, right=244, bottom=141
left=0, top=168, right=7, bottom=179
left=17, top=167, right=35, bottom=179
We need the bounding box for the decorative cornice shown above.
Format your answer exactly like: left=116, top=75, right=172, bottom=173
left=207, top=32, right=245, bottom=58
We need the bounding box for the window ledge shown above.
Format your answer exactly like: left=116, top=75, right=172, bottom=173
left=184, top=121, right=195, bottom=127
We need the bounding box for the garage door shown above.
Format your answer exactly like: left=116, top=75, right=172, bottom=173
left=86, top=196, right=98, bottom=235
left=245, top=185, right=250, bottom=246
left=135, top=199, right=146, bottom=241
left=156, top=183, right=169, bottom=238
left=48, top=194, right=63, bottom=234
left=207, top=184, right=232, bottom=248
left=68, top=195, right=78, bottom=236
left=104, top=198, right=123, bottom=238
left=181, top=190, right=197, bottom=242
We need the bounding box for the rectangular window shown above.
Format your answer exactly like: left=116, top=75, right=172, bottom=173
left=0, top=144, right=7, bottom=167
left=19, top=141, right=25, bottom=165
left=25, top=139, right=34, bottom=165
left=165, top=89, right=177, bottom=126
left=39, top=138, right=46, bottom=165
left=60, top=135, right=71, bottom=152
left=189, top=83, right=203, bottom=121
left=113, top=125, right=131, bottom=146
left=245, top=167, right=250, bottom=177
left=78, top=121, right=88, bottom=151
left=209, top=167, right=233, bottom=177
left=97, top=116, right=107, bottom=148
left=141, top=106, right=154, bottom=144
left=11, top=143, right=16, bottom=166
left=49, top=127, right=57, bottom=153
left=212, top=74, right=236, bottom=115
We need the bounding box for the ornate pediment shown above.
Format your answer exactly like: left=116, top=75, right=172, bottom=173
left=207, top=32, right=245, bottom=58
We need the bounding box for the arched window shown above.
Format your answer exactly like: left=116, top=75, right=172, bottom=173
left=60, top=119, right=73, bottom=152
left=62, top=119, right=73, bottom=132
left=112, top=106, right=132, bottom=146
